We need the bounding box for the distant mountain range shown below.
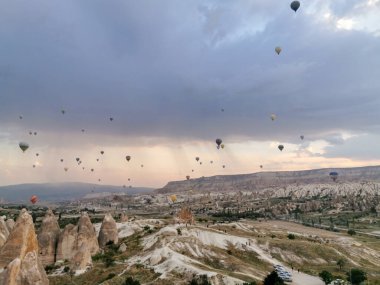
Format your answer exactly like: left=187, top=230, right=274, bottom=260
left=0, top=182, right=154, bottom=203
left=155, top=165, right=380, bottom=194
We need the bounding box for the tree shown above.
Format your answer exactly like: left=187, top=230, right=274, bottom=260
left=347, top=268, right=367, bottom=285
left=337, top=258, right=346, bottom=271
left=263, top=271, right=285, bottom=285
left=347, top=229, right=356, bottom=236
left=319, top=270, right=333, bottom=285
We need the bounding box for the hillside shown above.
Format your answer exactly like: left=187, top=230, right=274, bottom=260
left=155, top=165, right=380, bottom=194
left=0, top=182, right=154, bottom=203
left=48, top=218, right=380, bottom=285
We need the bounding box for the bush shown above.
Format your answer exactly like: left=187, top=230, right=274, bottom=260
left=263, top=271, right=284, bottom=285
left=63, top=266, right=70, bottom=273
left=347, top=229, right=356, bottom=236
left=287, top=233, right=296, bottom=240
left=104, top=253, right=115, bottom=267
left=124, top=276, right=141, bottom=285
left=177, top=228, right=182, bottom=235
left=347, top=268, right=367, bottom=285
left=319, top=270, right=333, bottom=285
left=105, top=273, right=116, bottom=280
left=189, top=275, right=211, bottom=285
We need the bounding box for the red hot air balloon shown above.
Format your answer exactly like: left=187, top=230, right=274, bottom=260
left=30, top=195, right=38, bottom=204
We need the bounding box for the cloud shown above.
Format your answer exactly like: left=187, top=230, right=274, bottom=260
left=0, top=1, right=380, bottom=187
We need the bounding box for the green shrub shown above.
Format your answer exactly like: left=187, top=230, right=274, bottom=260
left=287, top=233, right=296, bottom=240
left=124, top=276, right=141, bottom=285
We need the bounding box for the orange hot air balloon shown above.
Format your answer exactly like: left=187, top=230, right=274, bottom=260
left=30, top=195, right=38, bottom=204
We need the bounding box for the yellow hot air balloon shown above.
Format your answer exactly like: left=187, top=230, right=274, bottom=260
left=275, top=47, right=282, bottom=55
left=169, top=194, right=177, bottom=203
left=221, top=144, right=225, bottom=149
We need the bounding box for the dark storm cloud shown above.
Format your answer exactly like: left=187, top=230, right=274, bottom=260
left=0, top=0, right=379, bottom=146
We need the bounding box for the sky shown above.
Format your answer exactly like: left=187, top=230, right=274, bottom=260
left=1, top=0, right=380, bottom=188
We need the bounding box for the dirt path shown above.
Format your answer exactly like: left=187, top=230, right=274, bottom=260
left=291, top=270, right=324, bottom=285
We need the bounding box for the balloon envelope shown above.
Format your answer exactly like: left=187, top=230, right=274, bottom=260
left=290, top=1, right=300, bottom=12
left=126, top=155, right=131, bottom=162
left=30, top=195, right=38, bottom=204
left=271, top=114, right=277, bottom=121
left=278, top=145, right=284, bottom=151
left=329, top=171, right=338, bottom=181
left=19, top=142, right=29, bottom=152
left=275, top=47, right=282, bottom=55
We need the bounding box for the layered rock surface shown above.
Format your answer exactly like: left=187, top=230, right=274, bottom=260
left=0, top=216, right=9, bottom=248
left=98, top=213, right=118, bottom=247
left=0, top=209, right=49, bottom=285
left=56, top=212, right=99, bottom=271
left=37, top=209, right=60, bottom=266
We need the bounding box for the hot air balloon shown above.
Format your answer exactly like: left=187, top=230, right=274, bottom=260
left=36, top=153, right=39, bottom=157
left=60, top=159, right=64, bottom=162
left=19, top=115, right=23, bottom=119
left=100, top=151, right=104, bottom=155
left=195, top=157, right=200, bottom=162
left=109, top=117, right=114, bottom=121
left=81, top=129, right=85, bottom=133
left=19, top=142, right=29, bottom=152
left=30, top=195, right=38, bottom=204
left=210, top=160, right=213, bottom=164
left=300, top=135, right=304, bottom=140
left=200, top=162, right=202, bottom=165
left=96, top=158, right=99, bottom=162
left=33, top=164, right=36, bottom=168
left=186, top=175, right=190, bottom=180
left=290, top=1, right=300, bottom=12
left=169, top=194, right=177, bottom=203
left=29, top=131, right=32, bottom=135
left=329, top=171, right=338, bottom=182
left=191, top=169, right=194, bottom=172
left=76, top=157, right=80, bottom=162
left=271, top=114, right=277, bottom=121
left=126, top=155, right=131, bottom=162
left=61, top=109, right=65, bottom=114
left=216, top=138, right=222, bottom=149
left=275, top=47, right=282, bottom=55
left=278, top=145, right=284, bottom=151
left=221, top=144, right=225, bottom=149
left=98, top=178, right=101, bottom=182
left=222, top=165, right=226, bottom=168
left=91, top=168, right=94, bottom=172
left=34, top=132, right=37, bottom=136
left=64, top=167, right=68, bottom=172
left=128, top=178, right=131, bottom=181
left=221, top=108, right=224, bottom=112
left=260, top=165, right=263, bottom=169
left=141, top=164, right=144, bottom=168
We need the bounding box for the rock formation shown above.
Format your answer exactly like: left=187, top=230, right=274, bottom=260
left=119, top=212, right=129, bottom=222
left=56, top=212, right=99, bottom=272
left=37, top=209, right=60, bottom=266
left=0, top=216, right=10, bottom=248
left=98, top=213, right=118, bottom=247
left=0, top=209, right=49, bottom=285
left=5, top=219, right=15, bottom=233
